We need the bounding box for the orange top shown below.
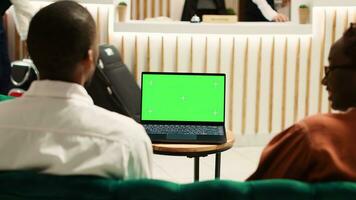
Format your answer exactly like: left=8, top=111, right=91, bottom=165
left=248, top=108, right=356, bottom=182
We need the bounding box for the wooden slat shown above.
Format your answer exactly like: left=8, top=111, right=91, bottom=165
left=268, top=37, right=275, bottom=133
left=241, top=38, right=249, bottom=135
left=281, top=37, right=288, bottom=130
left=147, top=36, right=151, bottom=72
left=96, top=7, right=101, bottom=44
left=131, top=0, right=134, bottom=19
left=143, top=0, right=147, bottom=19
left=161, top=36, right=164, bottom=72
left=204, top=37, right=208, bottom=73
left=106, top=9, right=110, bottom=44
left=218, top=37, right=222, bottom=73
left=328, top=10, right=337, bottom=113
left=151, top=0, right=155, bottom=18
left=167, top=0, right=171, bottom=17
left=134, top=35, right=139, bottom=80
left=190, top=37, right=193, bottom=72
left=229, top=37, right=236, bottom=131
left=136, top=0, right=140, bottom=20
left=175, top=36, right=179, bottom=72
left=121, top=35, right=125, bottom=61
left=159, top=0, right=163, bottom=16
left=318, top=10, right=327, bottom=113
left=331, top=10, right=337, bottom=44
left=293, top=38, right=301, bottom=122
left=255, top=37, right=263, bottom=134
left=305, top=37, right=312, bottom=117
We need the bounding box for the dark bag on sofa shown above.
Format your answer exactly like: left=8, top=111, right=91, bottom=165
left=10, top=59, right=39, bottom=91
left=85, top=44, right=141, bottom=122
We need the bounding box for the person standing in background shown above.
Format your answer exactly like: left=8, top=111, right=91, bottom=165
left=239, top=0, right=289, bottom=22
left=0, top=0, right=34, bottom=94
left=181, top=0, right=227, bottom=21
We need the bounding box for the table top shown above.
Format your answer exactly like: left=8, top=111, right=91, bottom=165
left=152, top=130, right=235, bottom=156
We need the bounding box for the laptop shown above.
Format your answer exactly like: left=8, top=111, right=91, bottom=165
left=140, top=72, right=227, bottom=144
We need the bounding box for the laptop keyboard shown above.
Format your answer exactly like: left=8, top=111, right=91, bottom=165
left=143, top=124, right=224, bottom=136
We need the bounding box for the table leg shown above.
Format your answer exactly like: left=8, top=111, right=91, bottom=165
left=194, top=157, right=199, bottom=181
left=215, top=153, right=221, bottom=179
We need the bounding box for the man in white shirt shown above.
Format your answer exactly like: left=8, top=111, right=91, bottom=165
left=0, top=0, right=153, bottom=179
left=240, top=0, right=289, bottom=22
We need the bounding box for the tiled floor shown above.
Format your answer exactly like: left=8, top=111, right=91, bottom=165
left=152, top=146, right=264, bottom=183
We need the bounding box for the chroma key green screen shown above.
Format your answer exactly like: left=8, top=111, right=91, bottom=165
left=141, top=73, right=225, bottom=122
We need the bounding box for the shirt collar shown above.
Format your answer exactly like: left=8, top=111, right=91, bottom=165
left=24, top=80, right=94, bottom=105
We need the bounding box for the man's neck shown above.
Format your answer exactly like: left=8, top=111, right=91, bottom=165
left=39, top=78, right=83, bottom=86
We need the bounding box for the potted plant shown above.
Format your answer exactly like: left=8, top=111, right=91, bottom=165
left=117, top=1, right=128, bottom=22
left=225, top=8, right=237, bottom=16
left=299, top=4, right=310, bottom=24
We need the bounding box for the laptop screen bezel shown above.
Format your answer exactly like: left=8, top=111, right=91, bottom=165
left=140, top=72, right=226, bottom=126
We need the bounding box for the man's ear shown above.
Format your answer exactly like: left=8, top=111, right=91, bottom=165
left=82, top=49, right=95, bottom=72
left=87, top=49, right=94, bottom=65
left=78, top=49, right=96, bottom=83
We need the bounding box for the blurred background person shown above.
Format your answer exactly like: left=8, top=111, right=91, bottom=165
left=181, top=0, right=227, bottom=21
left=239, top=0, right=289, bottom=22
left=0, top=0, right=34, bottom=94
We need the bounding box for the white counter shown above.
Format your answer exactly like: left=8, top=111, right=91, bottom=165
left=312, top=0, right=356, bottom=7
left=114, top=21, right=312, bottom=35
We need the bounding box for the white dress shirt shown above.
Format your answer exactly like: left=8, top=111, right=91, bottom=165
left=0, top=80, right=153, bottom=179
left=10, top=0, right=34, bottom=40
left=252, top=0, right=278, bottom=21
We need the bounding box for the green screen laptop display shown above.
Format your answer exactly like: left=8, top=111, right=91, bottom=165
left=141, top=73, right=225, bottom=122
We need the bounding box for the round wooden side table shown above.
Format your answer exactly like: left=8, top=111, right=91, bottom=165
left=152, top=130, right=235, bottom=181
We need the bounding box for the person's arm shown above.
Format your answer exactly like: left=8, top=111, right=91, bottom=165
left=10, top=0, right=35, bottom=41
left=251, top=0, right=288, bottom=22
left=247, top=123, right=313, bottom=180
left=126, top=126, right=153, bottom=179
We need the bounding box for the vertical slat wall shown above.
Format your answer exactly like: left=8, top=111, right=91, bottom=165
left=131, top=0, right=171, bottom=20
left=5, top=5, right=356, bottom=146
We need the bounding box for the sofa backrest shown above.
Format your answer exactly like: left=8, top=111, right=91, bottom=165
left=1, top=171, right=356, bottom=200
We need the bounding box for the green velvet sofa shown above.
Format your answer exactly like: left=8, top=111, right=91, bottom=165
left=0, top=94, right=13, bottom=102
left=0, top=171, right=355, bottom=200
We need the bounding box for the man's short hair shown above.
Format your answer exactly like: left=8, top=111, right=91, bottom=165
left=27, top=0, right=96, bottom=82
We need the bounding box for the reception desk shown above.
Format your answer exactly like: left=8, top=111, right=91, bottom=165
left=5, top=0, right=356, bottom=146
left=114, top=21, right=312, bottom=35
